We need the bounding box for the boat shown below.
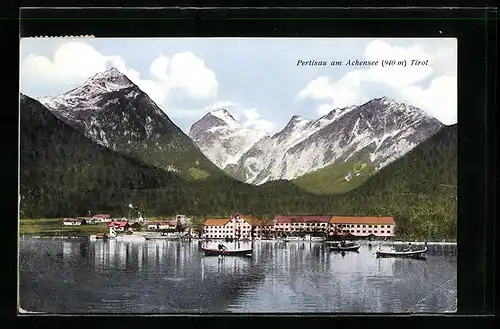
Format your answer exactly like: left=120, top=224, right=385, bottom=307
left=200, top=247, right=253, bottom=257
left=284, top=236, right=302, bottom=242
left=308, top=236, right=326, bottom=242
left=144, top=233, right=182, bottom=240
left=115, top=234, right=146, bottom=242
left=90, top=233, right=114, bottom=240
left=329, top=242, right=361, bottom=252
left=145, top=235, right=180, bottom=240
left=376, top=246, right=427, bottom=259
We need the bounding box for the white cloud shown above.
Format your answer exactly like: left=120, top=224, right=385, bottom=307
left=205, top=100, right=238, bottom=110
left=21, top=42, right=108, bottom=95
left=401, top=75, right=457, bottom=125
left=237, top=107, right=273, bottom=132
left=299, top=71, right=365, bottom=109
left=21, top=41, right=219, bottom=116
left=297, top=39, right=457, bottom=124
left=243, top=108, right=260, bottom=122
left=317, top=104, right=333, bottom=115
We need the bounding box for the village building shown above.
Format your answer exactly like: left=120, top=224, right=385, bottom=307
left=146, top=220, right=178, bottom=231
left=63, top=218, right=82, bottom=226
left=202, top=214, right=255, bottom=239
left=92, top=214, right=112, bottom=223
left=108, top=221, right=143, bottom=232
left=274, top=216, right=331, bottom=235
left=328, top=216, right=396, bottom=238
left=202, top=218, right=231, bottom=239
left=128, top=222, right=143, bottom=231
left=200, top=214, right=397, bottom=239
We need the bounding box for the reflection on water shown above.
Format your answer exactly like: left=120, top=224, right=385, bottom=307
left=19, top=238, right=456, bottom=313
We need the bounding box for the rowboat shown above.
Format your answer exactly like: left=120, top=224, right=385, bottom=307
left=200, top=247, right=253, bottom=257
left=329, top=243, right=361, bottom=252
left=376, top=247, right=427, bottom=259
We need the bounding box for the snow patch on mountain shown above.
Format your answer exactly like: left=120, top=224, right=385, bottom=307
left=188, top=109, right=268, bottom=168
left=210, top=109, right=242, bottom=129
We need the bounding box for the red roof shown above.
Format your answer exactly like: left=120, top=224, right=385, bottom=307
left=108, top=221, right=128, bottom=228
left=204, top=218, right=231, bottom=226
left=93, top=214, right=111, bottom=219
left=329, top=216, right=395, bottom=225
left=275, top=216, right=331, bottom=224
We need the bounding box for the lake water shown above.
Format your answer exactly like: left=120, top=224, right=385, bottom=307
left=19, top=238, right=457, bottom=313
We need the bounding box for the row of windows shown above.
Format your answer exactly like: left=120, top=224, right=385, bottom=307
left=205, top=235, right=250, bottom=238
left=205, top=229, right=250, bottom=232
left=342, top=230, right=389, bottom=234
left=206, top=224, right=251, bottom=229
left=207, top=224, right=393, bottom=229
left=338, top=224, right=392, bottom=228
left=275, top=228, right=328, bottom=231
left=277, top=223, right=328, bottom=226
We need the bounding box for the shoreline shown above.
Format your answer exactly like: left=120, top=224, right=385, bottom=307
left=19, top=234, right=457, bottom=245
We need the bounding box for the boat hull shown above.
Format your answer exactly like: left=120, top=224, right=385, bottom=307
left=201, top=247, right=252, bottom=257
left=145, top=236, right=180, bottom=240
left=376, top=247, right=427, bottom=259
left=329, top=244, right=361, bottom=252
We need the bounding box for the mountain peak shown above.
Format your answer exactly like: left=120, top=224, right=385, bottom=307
left=286, top=115, right=310, bottom=127
left=208, top=109, right=241, bottom=128
left=83, top=67, right=134, bottom=92
left=373, top=96, right=398, bottom=106
left=210, top=108, right=235, bottom=119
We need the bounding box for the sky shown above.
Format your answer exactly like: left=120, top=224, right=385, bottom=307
left=20, top=37, right=457, bottom=134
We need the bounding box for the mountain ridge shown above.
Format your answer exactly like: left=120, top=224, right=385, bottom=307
left=209, top=97, right=444, bottom=188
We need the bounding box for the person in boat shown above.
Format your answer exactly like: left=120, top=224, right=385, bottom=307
left=218, top=243, right=228, bottom=251
left=340, top=240, right=346, bottom=247
left=403, top=242, right=412, bottom=252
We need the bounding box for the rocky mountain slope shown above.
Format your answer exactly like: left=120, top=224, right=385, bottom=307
left=188, top=109, right=268, bottom=168
left=194, top=97, right=444, bottom=188
left=39, top=68, right=223, bottom=180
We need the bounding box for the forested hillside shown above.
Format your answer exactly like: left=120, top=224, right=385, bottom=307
left=338, top=125, right=457, bottom=239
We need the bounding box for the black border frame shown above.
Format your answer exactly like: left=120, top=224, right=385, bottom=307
left=3, top=5, right=497, bottom=328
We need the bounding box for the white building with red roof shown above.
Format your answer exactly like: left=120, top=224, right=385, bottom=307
left=274, top=216, right=330, bottom=235
left=328, top=216, right=396, bottom=237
